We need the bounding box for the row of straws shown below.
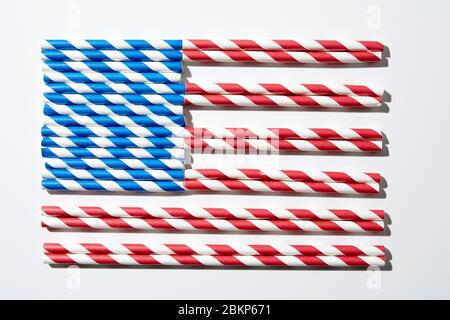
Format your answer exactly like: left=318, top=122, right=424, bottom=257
left=41, top=39, right=385, bottom=195
left=42, top=205, right=386, bottom=268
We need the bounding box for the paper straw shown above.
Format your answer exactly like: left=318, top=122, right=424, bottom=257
left=44, top=82, right=186, bottom=94
left=42, top=49, right=183, bottom=62
left=183, top=39, right=384, bottom=52
left=43, top=115, right=185, bottom=127
left=42, top=179, right=185, bottom=192
left=43, top=168, right=184, bottom=181
left=186, top=139, right=382, bottom=153
left=186, top=128, right=382, bottom=140
left=41, top=179, right=378, bottom=194
left=184, top=180, right=379, bottom=194
left=182, top=50, right=382, bottom=64
left=44, top=93, right=184, bottom=105
left=41, top=39, right=183, bottom=50
left=42, top=168, right=379, bottom=183
left=44, top=93, right=380, bottom=107
left=41, top=147, right=184, bottom=159
left=42, top=206, right=384, bottom=221
left=44, top=158, right=184, bottom=170
left=40, top=136, right=380, bottom=152
left=43, top=242, right=385, bottom=256
left=42, top=39, right=383, bottom=52
left=42, top=125, right=186, bottom=138
left=43, top=71, right=182, bottom=84
left=41, top=216, right=384, bottom=232
left=185, top=94, right=381, bottom=108
left=41, top=137, right=184, bottom=148
left=184, top=169, right=380, bottom=183
left=186, top=83, right=383, bottom=97
left=43, top=103, right=183, bottom=116
left=42, top=125, right=381, bottom=140
left=43, top=253, right=385, bottom=267
left=42, top=61, right=182, bottom=73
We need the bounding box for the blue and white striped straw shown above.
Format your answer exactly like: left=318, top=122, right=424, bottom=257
left=43, top=115, right=185, bottom=127
left=43, top=61, right=183, bottom=73
left=43, top=104, right=183, bottom=116
left=44, top=93, right=184, bottom=105
left=42, top=49, right=183, bottom=62
left=41, top=137, right=184, bottom=148
left=42, top=179, right=185, bottom=192
left=41, top=147, right=184, bottom=159
left=43, top=71, right=182, bottom=84
left=44, top=82, right=186, bottom=94
left=44, top=158, right=184, bottom=170
left=42, top=125, right=185, bottom=138
left=43, top=168, right=184, bottom=181
left=41, top=39, right=183, bottom=50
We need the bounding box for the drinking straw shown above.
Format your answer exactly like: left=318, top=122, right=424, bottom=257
left=182, top=50, right=382, bottom=63
left=184, top=169, right=380, bottom=183
left=185, top=83, right=383, bottom=97
left=42, top=39, right=384, bottom=52
left=41, top=179, right=379, bottom=194
left=184, top=94, right=381, bottom=108
left=41, top=216, right=384, bottom=232
left=185, top=139, right=382, bottom=152
left=43, top=115, right=185, bottom=127
left=44, top=93, right=184, bottom=105
left=42, top=179, right=184, bottom=192
left=41, top=147, right=184, bottom=159
left=41, top=49, right=183, bottom=62
left=44, top=82, right=186, bottom=94
left=44, top=71, right=182, bottom=84
left=182, top=39, right=385, bottom=52
left=42, top=168, right=379, bottom=183
left=44, top=158, right=184, bottom=170
left=44, top=93, right=380, bottom=107
left=183, top=180, right=379, bottom=194
left=43, top=253, right=385, bottom=267
left=43, top=168, right=184, bottom=181
left=42, top=206, right=385, bottom=221
left=42, top=125, right=381, bottom=140
left=42, top=61, right=183, bottom=73
left=41, top=39, right=184, bottom=50
left=41, top=49, right=381, bottom=63
left=43, top=103, right=183, bottom=116
left=44, top=81, right=383, bottom=98
left=185, top=128, right=382, bottom=140
left=43, top=242, right=385, bottom=256
left=41, top=125, right=186, bottom=138
left=40, top=136, right=381, bottom=152
left=41, top=137, right=184, bottom=148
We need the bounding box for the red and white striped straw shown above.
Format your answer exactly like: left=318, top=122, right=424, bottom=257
left=183, top=50, right=382, bottom=64
left=41, top=216, right=384, bottom=232
left=183, top=39, right=384, bottom=52
left=42, top=206, right=384, bottom=221
left=184, top=94, right=381, bottom=108
left=186, top=83, right=383, bottom=96
left=44, top=242, right=385, bottom=256
left=186, top=139, right=382, bottom=153
left=44, top=253, right=385, bottom=267
left=185, top=169, right=380, bottom=183
left=185, top=128, right=382, bottom=140
left=184, top=180, right=379, bottom=194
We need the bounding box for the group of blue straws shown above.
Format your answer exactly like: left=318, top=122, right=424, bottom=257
left=40, top=39, right=190, bottom=192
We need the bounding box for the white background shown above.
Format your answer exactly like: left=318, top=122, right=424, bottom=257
left=1, top=0, right=449, bottom=299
